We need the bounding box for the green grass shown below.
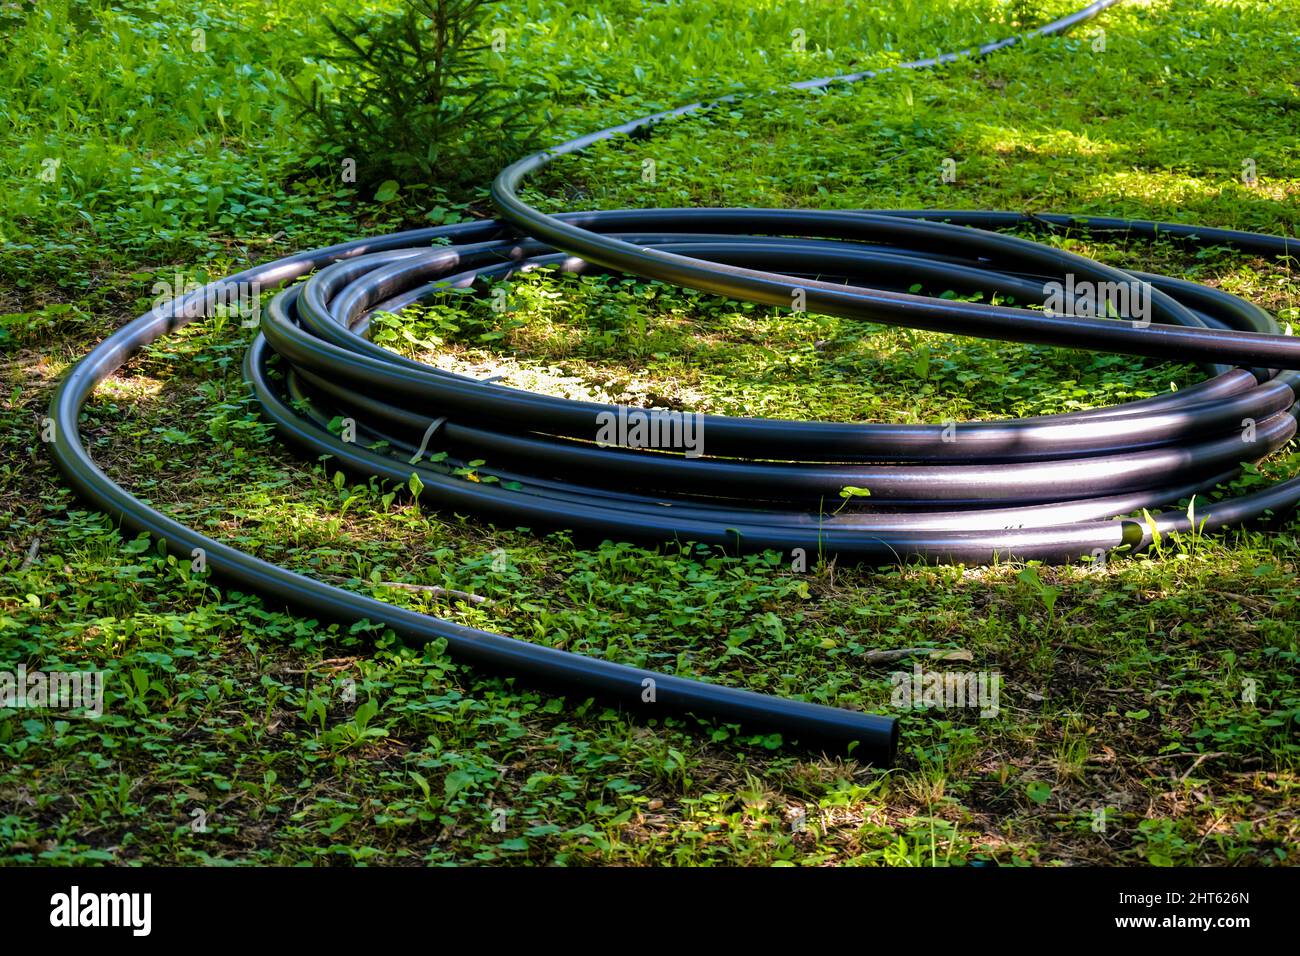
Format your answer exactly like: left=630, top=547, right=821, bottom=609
left=2, top=0, right=1298, bottom=865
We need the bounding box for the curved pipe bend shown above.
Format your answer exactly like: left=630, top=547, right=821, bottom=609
left=48, top=1, right=1297, bottom=761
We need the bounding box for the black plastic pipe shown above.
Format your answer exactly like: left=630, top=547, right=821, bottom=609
left=46, top=0, right=1298, bottom=762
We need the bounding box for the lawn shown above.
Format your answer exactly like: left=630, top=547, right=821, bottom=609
left=1, top=0, right=1297, bottom=865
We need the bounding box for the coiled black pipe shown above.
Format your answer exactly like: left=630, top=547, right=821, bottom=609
left=47, top=0, right=1299, bottom=762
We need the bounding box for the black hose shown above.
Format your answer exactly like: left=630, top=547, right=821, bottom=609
left=46, top=0, right=1298, bottom=762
